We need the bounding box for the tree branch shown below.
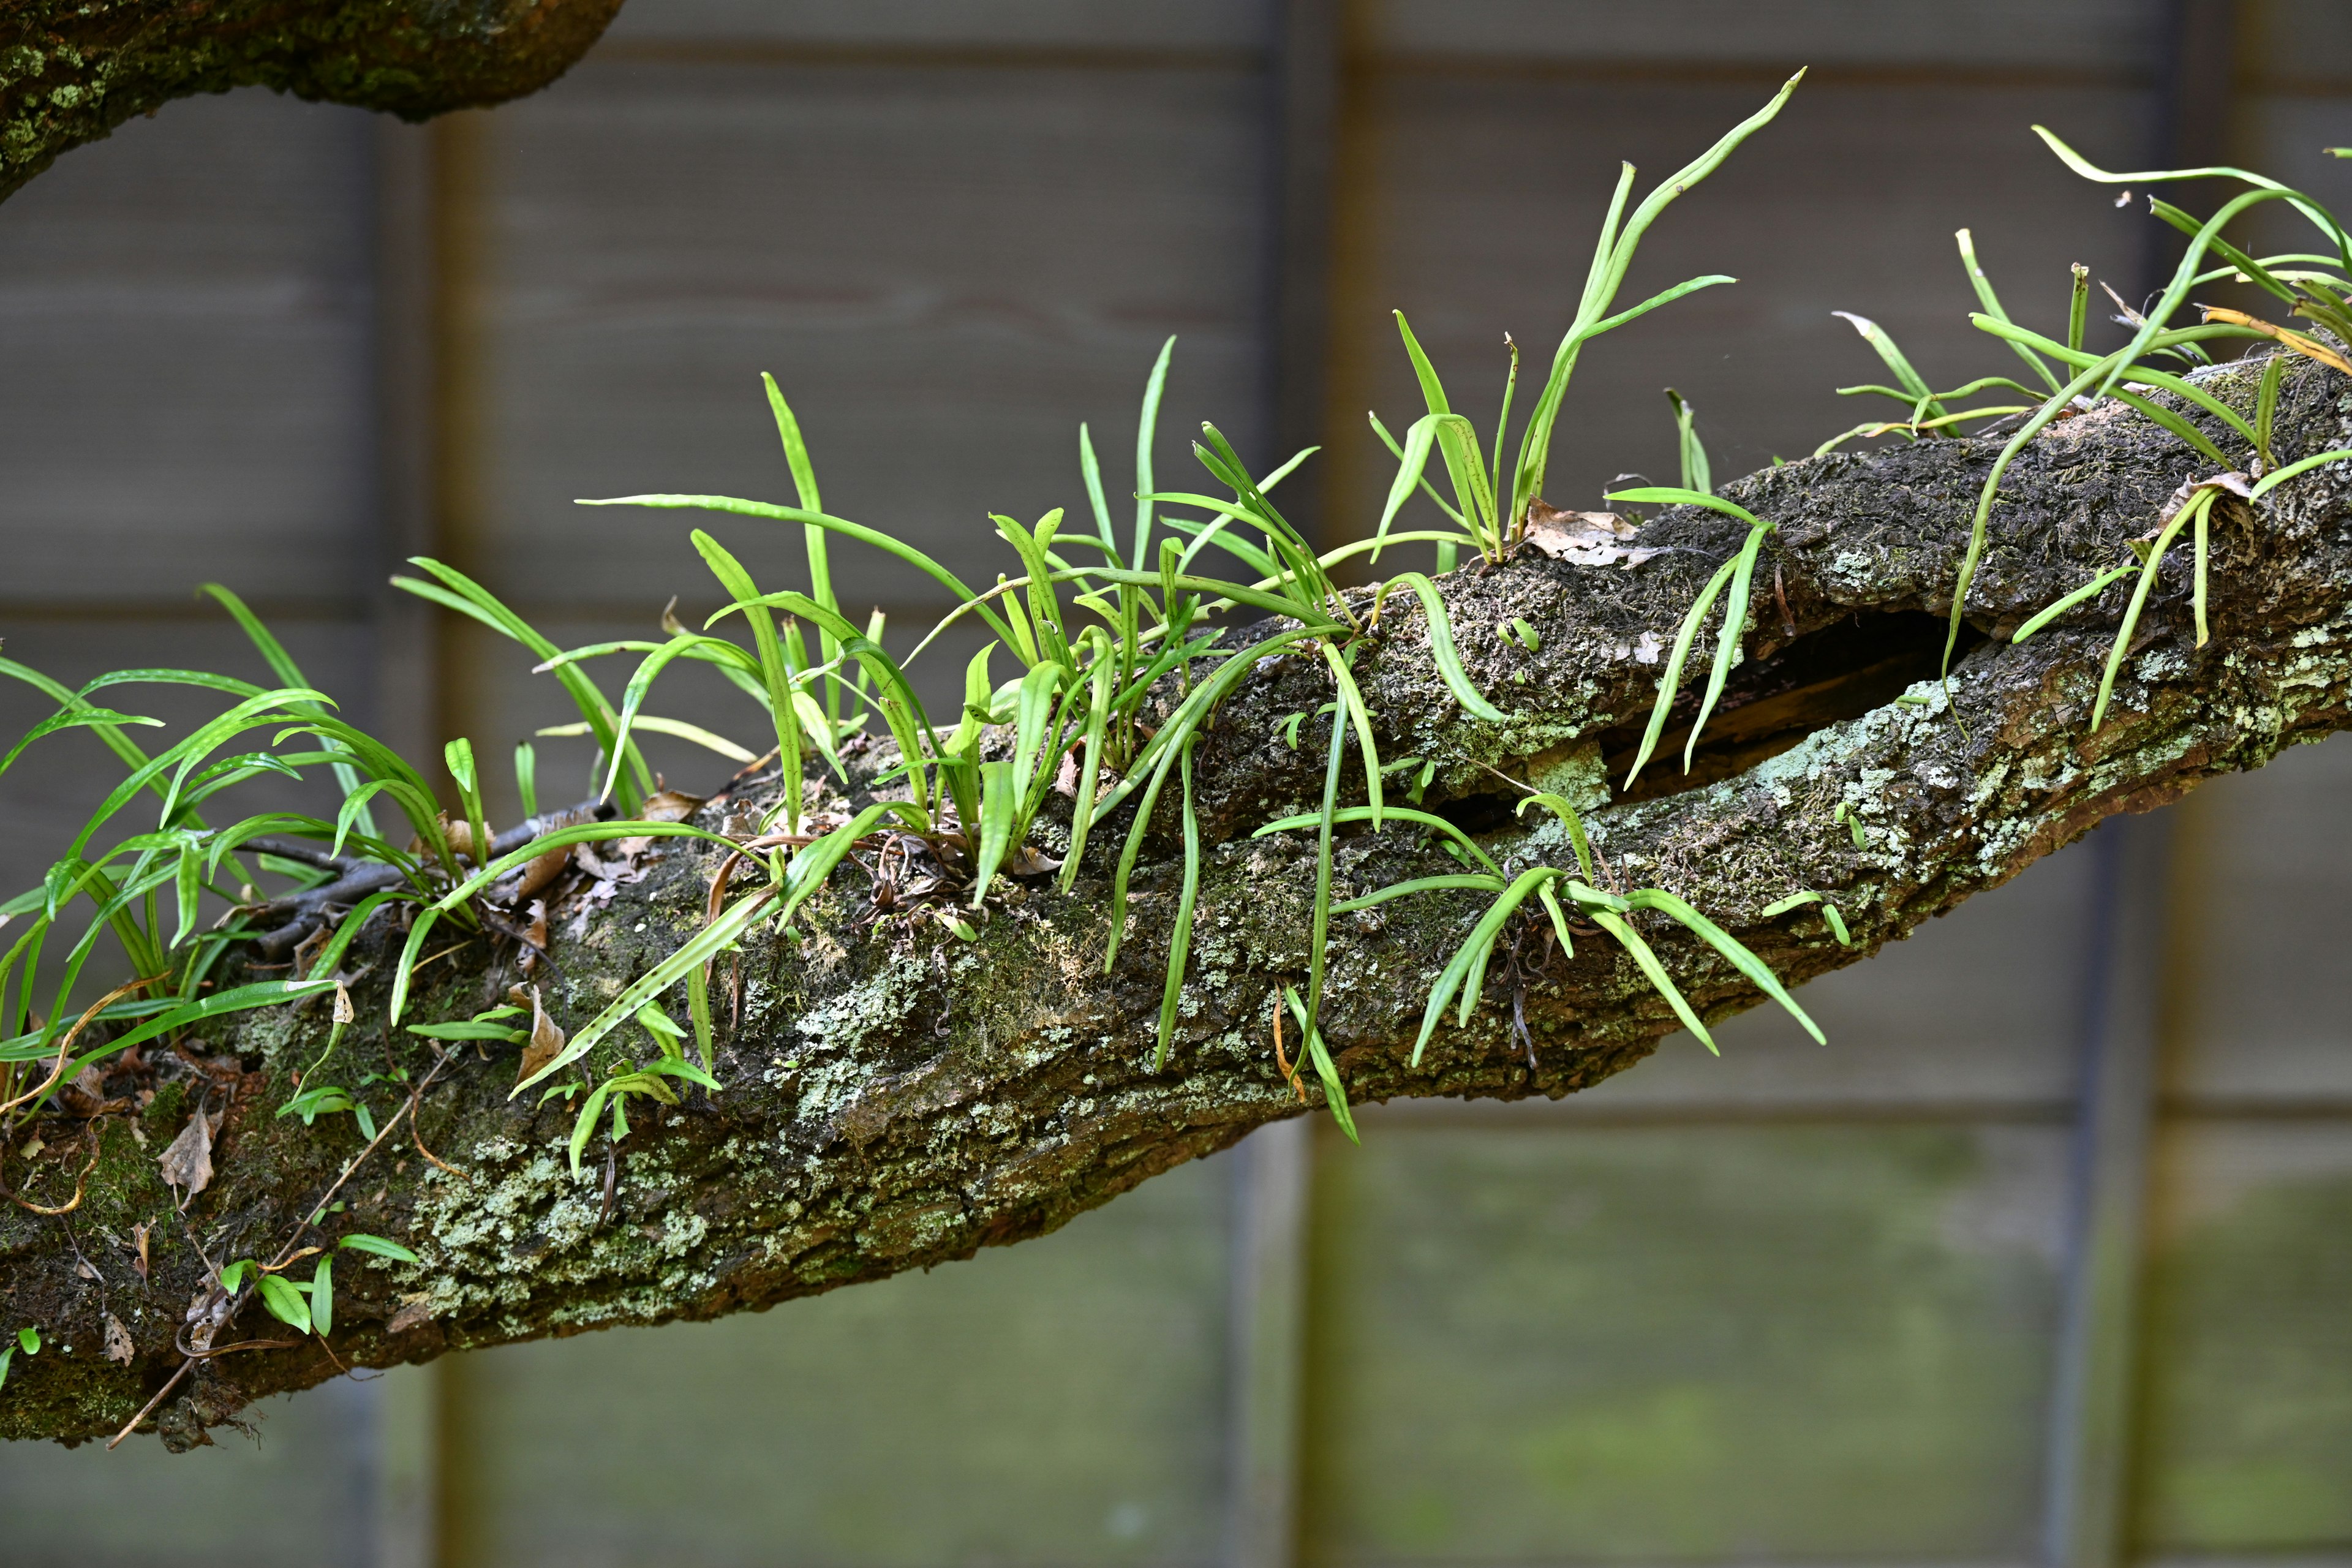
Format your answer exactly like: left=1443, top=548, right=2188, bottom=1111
left=4, top=353, right=2348, bottom=1448
left=1, top=0, right=626, bottom=202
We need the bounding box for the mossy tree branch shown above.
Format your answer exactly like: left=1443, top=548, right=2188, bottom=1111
left=4, top=355, right=2348, bottom=1449
left=0, top=0, right=626, bottom=200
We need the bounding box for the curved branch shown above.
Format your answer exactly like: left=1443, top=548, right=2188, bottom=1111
left=1, top=0, right=626, bottom=202
left=4, top=354, right=2348, bottom=1449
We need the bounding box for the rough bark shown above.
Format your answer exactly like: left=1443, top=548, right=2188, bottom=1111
left=4, top=353, right=2349, bottom=1449
left=0, top=0, right=625, bottom=201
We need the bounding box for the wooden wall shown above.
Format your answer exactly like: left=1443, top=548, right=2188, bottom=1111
left=2, top=2, right=2348, bottom=1564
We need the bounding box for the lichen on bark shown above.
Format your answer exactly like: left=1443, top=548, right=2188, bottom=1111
left=4, top=353, right=2350, bottom=1449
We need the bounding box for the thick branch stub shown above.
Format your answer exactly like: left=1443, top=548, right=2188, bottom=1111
left=1, top=0, right=625, bottom=201
left=2, top=355, right=2348, bottom=1449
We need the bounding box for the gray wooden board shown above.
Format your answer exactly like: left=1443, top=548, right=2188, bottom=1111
left=0, top=1374, right=382, bottom=1568
left=2136, top=1117, right=2352, bottom=1550
left=0, top=94, right=378, bottom=609
left=602, top=0, right=1274, bottom=51
left=468, top=58, right=1272, bottom=616
left=2170, top=735, right=2352, bottom=1104
left=1362, top=0, right=2161, bottom=71
left=437, top=1149, right=1232, bottom=1568
left=1324, top=77, right=2160, bottom=566
left=2250, top=2, right=2352, bottom=88
left=1302, top=1117, right=2068, bottom=1562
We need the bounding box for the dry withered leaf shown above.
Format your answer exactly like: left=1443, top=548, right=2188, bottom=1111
left=641, top=789, right=706, bottom=824
left=515, top=842, right=571, bottom=902
left=1005, top=845, right=1063, bottom=878
left=75, top=1256, right=100, bottom=1282
left=102, top=1313, right=133, bottom=1365
left=130, top=1219, right=151, bottom=1281
left=2158, top=470, right=2255, bottom=525
left=1523, top=502, right=1665, bottom=568
left=386, top=1297, right=435, bottom=1335
left=517, top=986, right=565, bottom=1087
left=157, top=1106, right=218, bottom=1204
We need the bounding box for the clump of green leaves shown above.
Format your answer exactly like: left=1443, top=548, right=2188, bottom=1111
left=221, top=1232, right=420, bottom=1341
left=1818, top=135, right=2352, bottom=686
left=1365, top=72, right=1801, bottom=571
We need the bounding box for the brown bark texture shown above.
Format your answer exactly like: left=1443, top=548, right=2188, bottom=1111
left=0, top=0, right=625, bottom=200
left=4, top=353, right=2349, bottom=1449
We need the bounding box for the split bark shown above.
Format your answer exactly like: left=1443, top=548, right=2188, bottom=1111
left=3, top=353, right=2348, bottom=1449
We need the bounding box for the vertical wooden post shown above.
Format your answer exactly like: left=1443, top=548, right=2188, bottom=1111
left=2043, top=15, right=2234, bottom=1560
left=1226, top=1116, right=1313, bottom=1568
left=369, top=113, right=450, bottom=1568
left=1265, top=0, right=1341, bottom=543
left=2040, top=812, right=2173, bottom=1568
left=372, top=118, right=442, bottom=767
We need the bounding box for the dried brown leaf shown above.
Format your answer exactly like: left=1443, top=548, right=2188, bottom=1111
left=130, top=1219, right=151, bottom=1281
left=515, top=843, right=571, bottom=901
left=517, top=986, right=565, bottom=1087
left=1523, top=502, right=1665, bottom=568
left=102, top=1313, right=133, bottom=1365
left=641, top=789, right=706, bottom=824
left=1005, top=845, right=1063, bottom=878
left=157, top=1106, right=217, bottom=1202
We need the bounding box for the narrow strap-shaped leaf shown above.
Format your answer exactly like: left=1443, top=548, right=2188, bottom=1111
left=1255, top=804, right=1502, bottom=876
left=1329, top=874, right=1504, bottom=913
left=2093, top=499, right=2200, bottom=731
left=1955, top=228, right=2062, bottom=393
left=2011, top=562, right=2139, bottom=643
left=1366, top=573, right=1506, bottom=722
left=1283, top=987, right=1359, bottom=1143
left=1622, top=554, right=1737, bottom=787
left=1152, top=737, right=1202, bottom=1072
left=1588, top=908, right=1714, bottom=1054
left=1685, top=523, right=1771, bottom=772
left=1624, top=888, right=1823, bottom=1043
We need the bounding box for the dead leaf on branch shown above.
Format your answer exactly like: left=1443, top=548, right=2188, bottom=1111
left=1522, top=502, right=1667, bottom=568
left=157, top=1104, right=221, bottom=1205
left=517, top=986, right=565, bottom=1087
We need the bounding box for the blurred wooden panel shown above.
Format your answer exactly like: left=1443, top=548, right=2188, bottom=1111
left=1303, top=1120, right=2066, bottom=1562
left=1326, top=77, right=2156, bottom=559
left=2136, top=1118, right=2352, bottom=1549
left=2238, top=91, right=2352, bottom=263
left=441, top=1152, right=1233, bottom=1568
left=467, top=58, right=1270, bottom=616
left=0, top=1376, right=382, bottom=1568
left=1365, top=0, right=2162, bottom=72
left=2168, top=736, right=2352, bottom=1104
left=2249, top=0, right=2352, bottom=88
left=605, top=0, right=1273, bottom=51
left=0, top=94, right=377, bottom=609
